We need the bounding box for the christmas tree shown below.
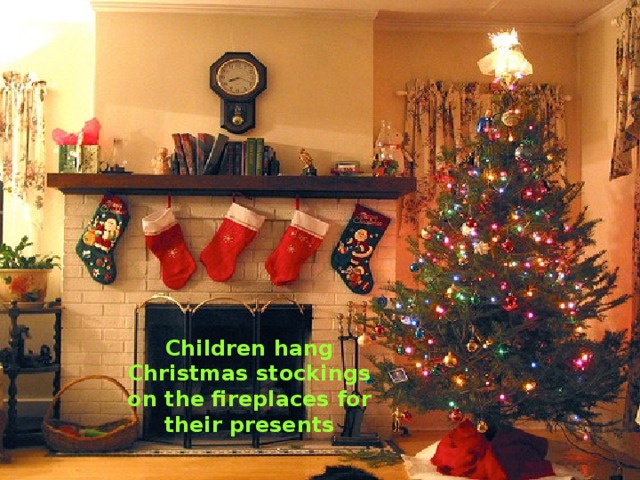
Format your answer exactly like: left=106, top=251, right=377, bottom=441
left=363, top=48, right=629, bottom=439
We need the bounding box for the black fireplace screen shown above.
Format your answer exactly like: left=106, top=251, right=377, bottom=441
left=137, top=301, right=312, bottom=448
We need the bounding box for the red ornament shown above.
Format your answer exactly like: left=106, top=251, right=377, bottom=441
left=466, top=218, right=478, bottom=228
left=503, top=294, right=519, bottom=311
left=374, top=324, right=386, bottom=335
left=501, top=239, right=514, bottom=252
left=402, top=410, right=413, bottom=421
left=449, top=408, right=464, bottom=422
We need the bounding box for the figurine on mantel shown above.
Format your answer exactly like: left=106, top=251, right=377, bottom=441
left=151, top=147, right=172, bottom=175
left=299, top=148, right=317, bottom=176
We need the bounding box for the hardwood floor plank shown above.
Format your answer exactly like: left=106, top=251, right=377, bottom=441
left=3, top=430, right=640, bottom=479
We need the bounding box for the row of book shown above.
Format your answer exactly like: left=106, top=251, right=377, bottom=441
left=171, top=133, right=280, bottom=176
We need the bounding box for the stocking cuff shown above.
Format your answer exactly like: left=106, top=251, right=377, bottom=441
left=142, top=208, right=177, bottom=235
left=227, top=203, right=265, bottom=231
left=292, top=211, right=329, bottom=238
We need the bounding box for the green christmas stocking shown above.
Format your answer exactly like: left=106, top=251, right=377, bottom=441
left=76, top=195, right=130, bottom=285
left=331, top=204, right=390, bottom=294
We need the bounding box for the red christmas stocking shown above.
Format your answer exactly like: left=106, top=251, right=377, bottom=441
left=142, top=208, right=196, bottom=290
left=265, top=210, right=329, bottom=286
left=200, top=202, right=265, bottom=282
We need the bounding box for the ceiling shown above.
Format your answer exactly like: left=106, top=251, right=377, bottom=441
left=91, top=0, right=624, bottom=29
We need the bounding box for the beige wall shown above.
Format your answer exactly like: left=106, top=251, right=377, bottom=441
left=94, top=12, right=374, bottom=175
left=579, top=13, right=634, bottom=339
left=578, top=7, right=636, bottom=451
left=0, top=4, right=95, bottom=399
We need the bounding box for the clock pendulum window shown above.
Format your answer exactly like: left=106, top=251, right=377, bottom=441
left=210, top=52, right=267, bottom=135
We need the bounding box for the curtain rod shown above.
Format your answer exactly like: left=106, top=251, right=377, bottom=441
left=395, top=89, right=572, bottom=101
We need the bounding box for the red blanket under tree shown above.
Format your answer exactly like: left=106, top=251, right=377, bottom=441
left=430, top=419, right=556, bottom=480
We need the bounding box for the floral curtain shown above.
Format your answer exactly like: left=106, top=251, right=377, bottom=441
left=611, top=0, right=640, bottom=429
left=400, top=80, right=566, bottom=227
left=610, top=1, right=640, bottom=180
left=0, top=71, right=47, bottom=236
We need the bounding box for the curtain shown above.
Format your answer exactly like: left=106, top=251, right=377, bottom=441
left=611, top=1, right=640, bottom=429
left=0, top=71, right=47, bottom=238
left=400, top=80, right=566, bottom=228
left=610, top=2, right=640, bottom=180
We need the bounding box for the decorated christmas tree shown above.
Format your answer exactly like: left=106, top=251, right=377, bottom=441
left=363, top=32, right=630, bottom=441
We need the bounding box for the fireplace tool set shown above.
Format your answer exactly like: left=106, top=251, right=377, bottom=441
left=332, top=301, right=382, bottom=447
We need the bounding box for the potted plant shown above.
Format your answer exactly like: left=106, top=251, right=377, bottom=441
left=0, top=236, right=60, bottom=308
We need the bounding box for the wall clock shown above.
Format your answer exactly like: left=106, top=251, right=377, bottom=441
left=209, top=52, right=267, bottom=135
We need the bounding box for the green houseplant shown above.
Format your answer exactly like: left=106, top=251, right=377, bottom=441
left=0, top=236, right=60, bottom=306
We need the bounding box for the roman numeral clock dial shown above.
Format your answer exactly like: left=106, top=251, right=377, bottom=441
left=210, top=52, right=267, bottom=134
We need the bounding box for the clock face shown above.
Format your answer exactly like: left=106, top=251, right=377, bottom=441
left=215, top=59, right=259, bottom=96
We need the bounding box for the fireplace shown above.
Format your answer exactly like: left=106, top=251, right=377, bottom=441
left=138, top=300, right=312, bottom=447
left=57, top=195, right=398, bottom=440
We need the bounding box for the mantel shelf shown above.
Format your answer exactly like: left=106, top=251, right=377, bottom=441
left=46, top=173, right=416, bottom=199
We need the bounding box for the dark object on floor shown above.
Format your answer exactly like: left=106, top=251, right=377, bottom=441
left=309, top=465, right=380, bottom=480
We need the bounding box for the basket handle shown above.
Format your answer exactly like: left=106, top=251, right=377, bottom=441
left=43, top=374, right=138, bottom=424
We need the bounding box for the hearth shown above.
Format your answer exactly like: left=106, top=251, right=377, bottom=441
left=136, top=299, right=312, bottom=448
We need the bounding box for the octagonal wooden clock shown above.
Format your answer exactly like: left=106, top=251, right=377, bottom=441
left=210, top=52, right=267, bottom=134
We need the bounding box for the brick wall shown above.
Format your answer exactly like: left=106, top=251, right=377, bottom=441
left=60, top=194, right=399, bottom=439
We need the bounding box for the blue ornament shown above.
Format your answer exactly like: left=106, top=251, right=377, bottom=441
left=476, top=112, right=493, bottom=134
left=376, top=296, right=388, bottom=308
left=414, top=327, right=425, bottom=339
left=409, top=262, right=420, bottom=273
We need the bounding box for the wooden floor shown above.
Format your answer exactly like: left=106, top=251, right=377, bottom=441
left=2, top=430, right=639, bottom=479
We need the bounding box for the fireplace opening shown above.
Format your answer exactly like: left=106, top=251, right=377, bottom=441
left=139, top=301, right=312, bottom=448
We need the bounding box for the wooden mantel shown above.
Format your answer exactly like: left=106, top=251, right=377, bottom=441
left=46, top=173, right=416, bottom=199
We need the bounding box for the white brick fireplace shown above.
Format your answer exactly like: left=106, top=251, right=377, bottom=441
left=58, top=194, right=399, bottom=439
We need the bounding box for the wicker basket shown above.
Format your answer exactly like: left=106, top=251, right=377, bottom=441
left=42, top=374, right=139, bottom=453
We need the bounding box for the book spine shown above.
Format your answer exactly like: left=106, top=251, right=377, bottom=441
left=196, top=133, right=214, bottom=175
left=246, top=138, right=257, bottom=176
left=255, top=138, right=264, bottom=176
left=220, top=143, right=233, bottom=175
left=180, top=133, right=196, bottom=175
left=203, top=133, right=228, bottom=175
left=172, top=133, right=188, bottom=175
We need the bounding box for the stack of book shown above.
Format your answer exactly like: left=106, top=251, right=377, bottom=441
left=171, top=133, right=280, bottom=176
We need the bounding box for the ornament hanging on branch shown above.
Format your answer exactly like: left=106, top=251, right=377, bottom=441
left=449, top=408, right=465, bottom=422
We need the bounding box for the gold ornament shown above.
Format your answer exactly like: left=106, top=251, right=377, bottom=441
left=466, top=339, right=480, bottom=352
left=442, top=351, right=458, bottom=367
left=501, top=108, right=522, bottom=127
left=477, top=420, right=489, bottom=433
left=474, top=241, right=490, bottom=255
